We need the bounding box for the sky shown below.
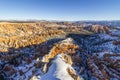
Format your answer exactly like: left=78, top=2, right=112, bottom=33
left=0, top=0, right=120, bottom=21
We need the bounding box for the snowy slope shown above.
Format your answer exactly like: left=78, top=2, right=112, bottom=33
left=41, top=54, right=75, bottom=80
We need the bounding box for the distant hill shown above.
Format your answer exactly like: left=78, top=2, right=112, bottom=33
left=74, top=20, right=120, bottom=27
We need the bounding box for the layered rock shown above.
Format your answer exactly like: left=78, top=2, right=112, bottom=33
left=0, top=23, right=66, bottom=52
left=0, top=22, right=120, bottom=80
left=87, top=53, right=120, bottom=80
left=42, top=38, right=80, bottom=62
left=84, top=25, right=110, bottom=33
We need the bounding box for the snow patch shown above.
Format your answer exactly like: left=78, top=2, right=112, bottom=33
left=41, top=54, right=75, bottom=80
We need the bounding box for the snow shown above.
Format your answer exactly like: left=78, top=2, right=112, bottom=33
left=58, top=38, right=75, bottom=45
left=1, top=29, right=120, bottom=80
left=111, top=31, right=120, bottom=36
left=41, top=54, right=74, bottom=80
left=99, top=33, right=118, bottom=40
left=93, top=51, right=113, bottom=58
left=12, top=60, right=39, bottom=80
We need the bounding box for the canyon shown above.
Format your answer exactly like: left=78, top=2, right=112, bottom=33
left=0, top=21, right=120, bottom=80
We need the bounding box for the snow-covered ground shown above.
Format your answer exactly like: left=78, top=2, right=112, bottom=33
left=0, top=30, right=120, bottom=80
left=41, top=54, right=76, bottom=80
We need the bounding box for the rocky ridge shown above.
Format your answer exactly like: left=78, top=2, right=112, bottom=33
left=0, top=22, right=120, bottom=80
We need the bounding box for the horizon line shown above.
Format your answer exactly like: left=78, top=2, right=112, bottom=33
left=0, top=19, right=120, bottom=22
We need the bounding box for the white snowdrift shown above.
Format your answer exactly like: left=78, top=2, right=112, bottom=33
left=41, top=54, right=75, bottom=80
